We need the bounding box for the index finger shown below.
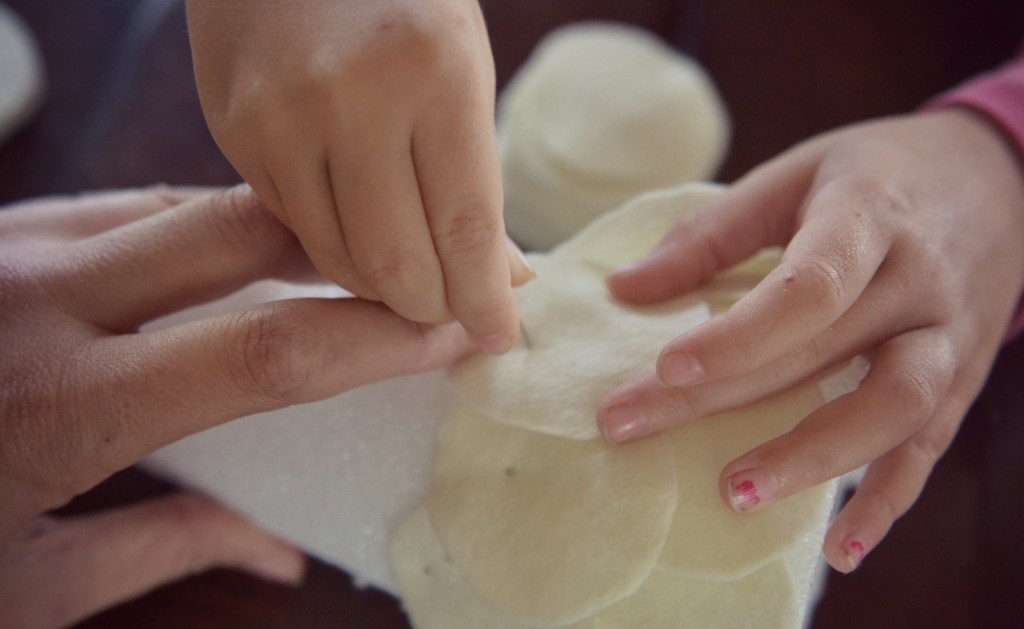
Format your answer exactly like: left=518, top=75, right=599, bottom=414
left=413, top=73, right=520, bottom=353
left=655, top=178, right=893, bottom=388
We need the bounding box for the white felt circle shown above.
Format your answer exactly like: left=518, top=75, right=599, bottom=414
left=426, top=404, right=678, bottom=626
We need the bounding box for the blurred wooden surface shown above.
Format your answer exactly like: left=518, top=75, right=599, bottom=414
left=1, top=0, right=1022, bottom=627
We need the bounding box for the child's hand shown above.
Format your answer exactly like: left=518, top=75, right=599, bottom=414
left=187, top=0, right=527, bottom=352
left=597, top=109, right=1024, bottom=572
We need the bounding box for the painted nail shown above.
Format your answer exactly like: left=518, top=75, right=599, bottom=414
left=600, top=402, right=655, bottom=443
left=726, top=469, right=779, bottom=513
left=479, top=334, right=515, bottom=355
left=659, top=352, right=705, bottom=387
left=842, top=536, right=868, bottom=572
left=609, top=260, right=643, bottom=281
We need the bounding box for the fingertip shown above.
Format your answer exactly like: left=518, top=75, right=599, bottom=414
left=440, top=233, right=522, bottom=352
left=477, top=333, right=517, bottom=355
left=599, top=400, right=656, bottom=444
left=657, top=350, right=706, bottom=388
left=459, top=283, right=522, bottom=356
left=721, top=467, right=780, bottom=513
left=605, top=250, right=676, bottom=304
left=605, top=268, right=639, bottom=301
left=606, top=242, right=708, bottom=305
left=825, top=532, right=871, bottom=574
left=597, top=378, right=673, bottom=444
left=242, top=542, right=308, bottom=587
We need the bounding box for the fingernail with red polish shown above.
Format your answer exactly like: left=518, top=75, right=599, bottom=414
left=842, top=536, right=869, bottom=572
left=658, top=352, right=705, bottom=387
left=601, top=402, right=655, bottom=444
left=727, top=469, right=779, bottom=513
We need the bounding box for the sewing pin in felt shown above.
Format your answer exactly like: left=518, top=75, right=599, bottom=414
left=519, top=321, right=533, bottom=349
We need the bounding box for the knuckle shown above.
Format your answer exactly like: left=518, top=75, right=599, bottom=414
left=698, top=228, right=735, bottom=281
left=204, top=92, right=255, bottom=146
left=718, top=330, right=761, bottom=368
left=334, top=19, right=456, bottom=97
left=859, top=488, right=903, bottom=525
left=780, top=336, right=829, bottom=379
left=0, top=363, right=94, bottom=512
left=906, top=422, right=957, bottom=467
left=802, top=439, right=842, bottom=485
left=776, top=428, right=840, bottom=488
left=888, top=334, right=956, bottom=429
left=833, top=176, right=913, bottom=220
left=358, top=250, right=438, bottom=307
left=889, top=368, right=940, bottom=425
left=435, top=209, right=503, bottom=262
left=379, top=14, right=479, bottom=81
left=209, top=186, right=289, bottom=255
left=663, top=388, right=705, bottom=425
left=786, top=255, right=848, bottom=314
left=230, top=305, right=314, bottom=406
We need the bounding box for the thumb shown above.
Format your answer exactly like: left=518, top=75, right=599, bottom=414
left=0, top=493, right=305, bottom=629
left=607, top=146, right=820, bottom=304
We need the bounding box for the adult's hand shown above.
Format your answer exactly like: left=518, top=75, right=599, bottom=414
left=0, top=186, right=477, bottom=627
left=598, top=109, right=1024, bottom=572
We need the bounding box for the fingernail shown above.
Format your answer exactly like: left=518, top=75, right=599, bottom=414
left=479, top=334, right=515, bottom=355
left=506, top=239, right=536, bottom=287
left=726, top=469, right=779, bottom=513
left=659, top=352, right=705, bottom=387
left=600, top=402, right=656, bottom=443
left=245, top=548, right=306, bottom=586
left=611, top=241, right=678, bottom=280
left=841, top=536, right=869, bottom=573
left=609, top=259, right=644, bottom=281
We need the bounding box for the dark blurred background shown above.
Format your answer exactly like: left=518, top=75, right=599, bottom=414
left=1, top=1, right=1022, bottom=627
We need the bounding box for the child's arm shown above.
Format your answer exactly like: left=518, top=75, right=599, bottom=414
left=186, top=0, right=529, bottom=353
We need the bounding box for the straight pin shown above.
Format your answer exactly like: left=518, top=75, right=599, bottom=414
left=519, top=321, right=533, bottom=348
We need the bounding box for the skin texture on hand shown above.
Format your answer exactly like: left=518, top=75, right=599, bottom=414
left=597, top=109, right=1024, bottom=574
left=0, top=186, right=479, bottom=627
left=187, top=0, right=528, bottom=353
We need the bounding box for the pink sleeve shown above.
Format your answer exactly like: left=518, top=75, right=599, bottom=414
left=926, top=50, right=1024, bottom=341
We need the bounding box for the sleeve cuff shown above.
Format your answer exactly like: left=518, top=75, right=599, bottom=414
left=925, top=52, right=1024, bottom=342
left=925, top=51, right=1024, bottom=164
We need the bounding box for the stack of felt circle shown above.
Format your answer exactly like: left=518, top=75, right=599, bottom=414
left=498, top=23, right=730, bottom=251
